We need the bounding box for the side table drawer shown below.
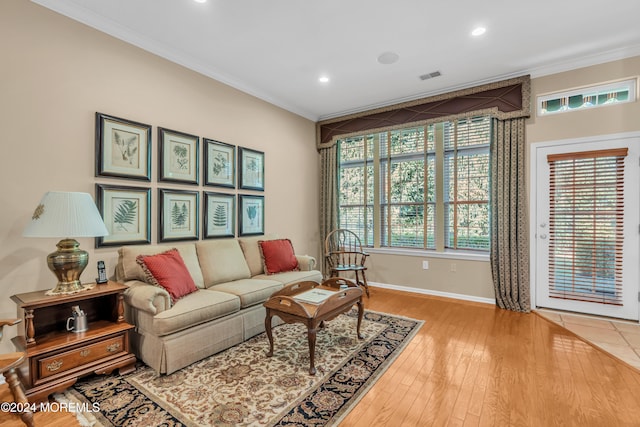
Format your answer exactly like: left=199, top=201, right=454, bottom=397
left=38, top=335, right=126, bottom=379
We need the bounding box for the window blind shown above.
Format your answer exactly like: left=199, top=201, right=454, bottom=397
left=338, top=136, right=374, bottom=245
left=547, top=148, right=627, bottom=305
left=444, top=117, right=491, bottom=250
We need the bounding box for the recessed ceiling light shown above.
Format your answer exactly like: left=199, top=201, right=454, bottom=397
left=471, top=27, right=486, bottom=36
left=318, top=76, right=330, bottom=83
left=377, top=52, right=399, bottom=65
left=193, top=0, right=207, bottom=3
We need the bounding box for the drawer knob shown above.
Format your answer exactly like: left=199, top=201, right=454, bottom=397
left=80, top=349, right=91, bottom=357
left=46, top=360, right=63, bottom=372
left=106, top=343, right=121, bottom=353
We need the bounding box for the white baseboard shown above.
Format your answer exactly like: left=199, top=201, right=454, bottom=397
left=368, top=281, right=495, bottom=305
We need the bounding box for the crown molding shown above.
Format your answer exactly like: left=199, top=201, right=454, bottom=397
left=318, top=45, right=640, bottom=121
left=30, top=1, right=640, bottom=123
left=31, top=0, right=318, bottom=121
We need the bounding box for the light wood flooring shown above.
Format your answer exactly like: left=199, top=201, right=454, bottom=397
left=343, top=288, right=640, bottom=426
left=2, top=287, right=640, bottom=426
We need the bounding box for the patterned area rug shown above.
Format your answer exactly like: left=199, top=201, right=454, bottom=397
left=63, top=309, right=423, bottom=426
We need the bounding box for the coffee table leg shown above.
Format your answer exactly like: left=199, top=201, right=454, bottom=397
left=308, top=327, right=317, bottom=375
left=356, top=299, right=364, bottom=339
left=265, top=310, right=274, bottom=357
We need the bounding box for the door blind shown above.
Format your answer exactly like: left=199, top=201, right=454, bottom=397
left=547, top=148, right=627, bottom=305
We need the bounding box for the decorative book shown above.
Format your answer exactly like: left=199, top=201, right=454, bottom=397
left=293, top=288, right=335, bottom=305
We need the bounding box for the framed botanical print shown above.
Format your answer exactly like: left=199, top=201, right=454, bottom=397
left=159, top=189, right=199, bottom=242
left=204, top=192, right=235, bottom=239
left=158, top=128, right=199, bottom=185
left=238, top=194, right=264, bottom=236
left=204, top=139, right=235, bottom=188
left=238, top=147, right=264, bottom=191
left=95, top=184, right=151, bottom=247
left=95, top=113, right=151, bottom=181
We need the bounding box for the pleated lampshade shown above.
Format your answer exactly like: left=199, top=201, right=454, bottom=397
left=23, top=191, right=108, bottom=294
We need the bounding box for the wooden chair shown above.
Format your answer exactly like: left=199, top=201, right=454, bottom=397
left=324, top=229, right=370, bottom=297
left=0, top=319, right=34, bottom=427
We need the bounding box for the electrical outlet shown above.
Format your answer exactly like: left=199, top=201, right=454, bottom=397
left=422, top=260, right=429, bottom=270
left=450, top=263, right=457, bottom=272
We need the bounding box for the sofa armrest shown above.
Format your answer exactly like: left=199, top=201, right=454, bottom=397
left=123, top=280, right=171, bottom=315
left=295, top=255, right=316, bottom=271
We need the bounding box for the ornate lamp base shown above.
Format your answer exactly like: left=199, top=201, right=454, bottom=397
left=47, top=238, right=89, bottom=294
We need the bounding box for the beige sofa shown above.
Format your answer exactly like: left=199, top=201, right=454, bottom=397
left=114, top=235, right=322, bottom=374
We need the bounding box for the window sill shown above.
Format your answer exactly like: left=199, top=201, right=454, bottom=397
left=366, top=247, right=490, bottom=262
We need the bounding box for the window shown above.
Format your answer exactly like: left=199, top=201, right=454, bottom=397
left=380, top=126, right=434, bottom=248
left=338, top=116, right=491, bottom=252
left=444, top=118, right=490, bottom=250
left=537, top=78, right=637, bottom=116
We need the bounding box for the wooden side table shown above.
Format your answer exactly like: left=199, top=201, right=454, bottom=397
left=11, top=281, right=136, bottom=403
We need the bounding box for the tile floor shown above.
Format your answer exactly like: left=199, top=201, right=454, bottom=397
left=536, top=308, right=640, bottom=370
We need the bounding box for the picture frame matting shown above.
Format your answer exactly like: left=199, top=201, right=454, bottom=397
left=238, top=194, right=264, bottom=236
left=158, top=188, right=200, bottom=242
left=204, top=192, right=235, bottom=239
left=204, top=139, right=236, bottom=188
left=95, top=183, right=151, bottom=247
left=159, top=127, right=200, bottom=185
left=95, top=112, right=152, bottom=181
left=238, top=147, right=264, bottom=191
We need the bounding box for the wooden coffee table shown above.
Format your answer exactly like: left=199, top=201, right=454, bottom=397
left=264, top=278, right=364, bottom=375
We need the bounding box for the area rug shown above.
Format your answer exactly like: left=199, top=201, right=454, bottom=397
left=61, top=309, right=423, bottom=426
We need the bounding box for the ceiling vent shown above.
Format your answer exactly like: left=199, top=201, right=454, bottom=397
left=419, top=71, right=442, bottom=81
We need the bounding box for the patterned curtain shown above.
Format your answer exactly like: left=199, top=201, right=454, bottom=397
left=319, top=144, right=339, bottom=276
left=490, top=118, right=530, bottom=312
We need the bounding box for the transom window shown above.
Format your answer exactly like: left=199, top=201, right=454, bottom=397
left=537, top=78, right=637, bottom=116
left=338, top=116, right=491, bottom=252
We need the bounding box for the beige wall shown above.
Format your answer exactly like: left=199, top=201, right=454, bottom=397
left=527, top=56, right=640, bottom=143
left=0, top=1, right=319, bottom=317
left=366, top=253, right=493, bottom=299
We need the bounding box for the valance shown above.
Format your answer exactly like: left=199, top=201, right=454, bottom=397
left=317, top=75, right=530, bottom=149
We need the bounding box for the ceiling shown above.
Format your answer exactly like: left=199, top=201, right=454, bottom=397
left=32, top=0, right=640, bottom=121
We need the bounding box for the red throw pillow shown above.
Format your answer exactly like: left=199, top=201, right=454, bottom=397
left=136, top=248, right=198, bottom=303
left=258, top=239, right=300, bottom=275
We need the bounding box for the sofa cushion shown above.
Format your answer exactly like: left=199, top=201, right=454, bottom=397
left=238, top=234, right=278, bottom=276
left=258, top=239, right=300, bottom=274
left=209, top=278, right=282, bottom=308
left=197, top=239, right=251, bottom=286
left=253, top=269, right=323, bottom=286
left=136, top=249, right=198, bottom=304
left=117, top=244, right=205, bottom=289
left=147, top=289, right=241, bottom=336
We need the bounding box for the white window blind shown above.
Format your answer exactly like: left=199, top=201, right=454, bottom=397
left=380, top=126, right=435, bottom=248
left=338, top=135, right=374, bottom=246
left=547, top=148, right=627, bottom=305
left=444, top=117, right=491, bottom=250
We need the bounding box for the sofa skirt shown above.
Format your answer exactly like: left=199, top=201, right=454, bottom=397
left=130, top=303, right=281, bottom=374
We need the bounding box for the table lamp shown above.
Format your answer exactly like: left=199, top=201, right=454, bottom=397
left=23, top=191, right=109, bottom=294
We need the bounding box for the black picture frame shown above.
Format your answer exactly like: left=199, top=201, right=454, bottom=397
left=158, top=127, right=200, bottom=185
left=204, top=139, right=236, bottom=188
left=238, top=194, right=264, bottom=236
left=238, top=147, right=264, bottom=191
left=95, top=113, right=152, bottom=181
left=95, top=183, right=151, bottom=247
left=159, top=188, right=200, bottom=242
left=204, top=192, right=236, bottom=239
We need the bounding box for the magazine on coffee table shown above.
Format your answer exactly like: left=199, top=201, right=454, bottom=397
left=293, top=288, right=335, bottom=305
